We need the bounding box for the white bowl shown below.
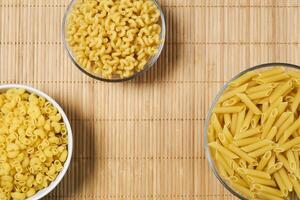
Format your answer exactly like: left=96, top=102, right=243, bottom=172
left=0, top=84, right=73, bottom=200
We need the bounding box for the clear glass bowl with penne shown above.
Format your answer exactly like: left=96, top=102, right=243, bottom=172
left=205, top=63, right=300, bottom=200
left=62, top=0, right=166, bottom=82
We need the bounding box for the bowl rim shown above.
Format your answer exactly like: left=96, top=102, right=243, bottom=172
left=61, top=0, right=166, bottom=82
left=0, top=84, right=73, bottom=200
left=204, top=62, right=300, bottom=200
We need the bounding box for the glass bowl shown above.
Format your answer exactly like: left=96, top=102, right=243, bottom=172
left=0, top=84, right=73, bottom=200
left=204, top=62, right=300, bottom=200
left=62, top=0, right=166, bottom=82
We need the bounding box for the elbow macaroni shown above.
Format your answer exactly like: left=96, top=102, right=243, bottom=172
left=0, top=89, right=68, bottom=200
left=208, top=67, right=300, bottom=199
left=66, top=0, right=162, bottom=78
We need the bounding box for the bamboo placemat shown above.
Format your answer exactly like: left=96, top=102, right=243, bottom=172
left=1, top=0, right=300, bottom=199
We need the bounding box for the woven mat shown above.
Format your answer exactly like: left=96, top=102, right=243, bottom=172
left=1, top=0, right=300, bottom=199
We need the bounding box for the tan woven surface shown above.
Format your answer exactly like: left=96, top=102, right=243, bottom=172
left=1, top=0, right=300, bottom=199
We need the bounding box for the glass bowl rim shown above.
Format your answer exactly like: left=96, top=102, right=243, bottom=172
left=204, top=62, right=300, bottom=200
left=61, top=0, right=166, bottom=82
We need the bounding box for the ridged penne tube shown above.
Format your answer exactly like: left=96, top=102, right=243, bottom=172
left=250, top=184, right=283, bottom=197
left=227, top=144, right=258, bottom=165
left=289, top=71, right=300, bottom=79
left=264, top=97, right=283, bottom=117
left=215, top=152, right=234, bottom=176
left=230, top=113, right=238, bottom=135
left=218, top=132, right=228, bottom=147
left=224, top=114, right=231, bottom=127
left=281, top=118, right=300, bottom=144
left=218, top=83, right=249, bottom=102
left=275, top=137, right=300, bottom=153
left=277, top=102, right=288, bottom=116
left=236, top=93, right=262, bottom=114
left=248, top=88, right=273, bottom=100
left=269, top=80, right=293, bottom=103
left=267, top=162, right=283, bottom=174
left=246, top=83, right=278, bottom=94
left=229, top=72, right=256, bottom=88
left=211, top=113, right=222, bottom=134
left=291, top=88, right=300, bottom=112
left=238, top=159, right=247, bottom=168
left=228, top=176, right=248, bottom=188
left=278, top=168, right=293, bottom=192
left=213, top=106, right=245, bottom=113
left=248, top=144, right=275, bottom=157
left=261, top=108, right=278, bottom=139
left=250, top=115, right=260, bottom=128
left=241, top=140, right=273, bottom=153
left=235, top=107, right=246, bottom=135
left=232, top=136, right=260, bottom=147
left=222, top=126, right=233, bottom=142
left=237, top=168, right=271, bottom=179
left=234, top=126, right=262, bottom=140
left=215, top=161, right=228, bottom=178
left=273, top=112, right=292, bottom=128
left=274, top=172, right=289, bottom=197
left=286, top=150, right=297, bottom=172
left=288, top=174, right=300, bottom=198
left=256, top=151, right=272, bottom=170
left=276, top=154, right=293, bottom=174
left=240, top=110, right=253, bottom=132
left=266, top=154, right=276, bottom=170
left=276, top=114, right=294, bottom=142
left=255, top=191, right=285, bottom=200
left=265, top=127, right=278, bottom=140
left=256, top=73, right=289, bottom=84
left=256, top=67, right=284, bottom=79
left=208, top=142, right=238, bottom=159
left=262, top=102, right=269, bottom=113
left=222, top=96, right=240, bottom=107
left=246, top=175, right=276, bottom=187
left=229, top=181, right=254, bottom=199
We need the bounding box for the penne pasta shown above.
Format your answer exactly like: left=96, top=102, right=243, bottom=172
left=228, top=144, right=258, bottom=165
left=232, top=136, right=260, bottom=147
left=230, top=113, right=238, bottom=135
left=213, top=106, right=245, bottom=113
left=219, top=83, right=249, bottom=102
left=241, top=140, right=273, bottom=153
left=208, top=142, right=239, bottom=159
left=274, top=172, right=289, bottom=197
left=267, top=162, right=283, bottom=174
left=256, top=73, right=290, bottom=84
left=256, top=151, right=272, bottom=170
left=278, top=168, right=293, bottom=192
left=261, top=108, right=278, bottom=139
left=236, top=93, right=262, bottom=114
left=288, top=174, right=300, bottom=199
left=269, top=80, right=293, bottom=103
left=207, top=68, right=300, bottom=199
left=248, top=144, right=275, bottom=157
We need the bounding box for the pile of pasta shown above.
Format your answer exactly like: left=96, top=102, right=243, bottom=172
left=66, top=0, right=162, bottom=78
left=208, top=67, right=300, bottom=200
left=0, top=89, right=68, bottom=200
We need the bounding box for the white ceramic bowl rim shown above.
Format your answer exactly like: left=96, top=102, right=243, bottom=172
left=204, top=62, right=300, bottom=200
left=0, top=84, right=73, bottom=200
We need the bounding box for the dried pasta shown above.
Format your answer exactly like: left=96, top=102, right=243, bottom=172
left=0, top=89, right=68, bottom=200
left=207, top=67, right=300, bottom=199
left=65, top=0, right=162, bottom=78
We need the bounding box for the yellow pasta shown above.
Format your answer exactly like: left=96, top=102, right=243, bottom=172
left=207, top=67, right=300, bottom=199
left=66, top=0, right=162, bottom=78
left=0, top=89, right=68, bottom=200
left=288, top=174, right=300, bottom=199
left=236, top=93, right=262, bottom=114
